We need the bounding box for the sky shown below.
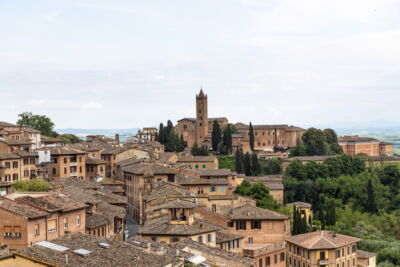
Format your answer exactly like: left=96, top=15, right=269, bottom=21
left=1, top=0, right=400, bottom=129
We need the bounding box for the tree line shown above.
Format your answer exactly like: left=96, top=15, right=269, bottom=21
left=157, top=120, right=185, bottom=152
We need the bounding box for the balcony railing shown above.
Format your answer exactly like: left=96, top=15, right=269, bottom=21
left=70, top=162, right=78, bottom=167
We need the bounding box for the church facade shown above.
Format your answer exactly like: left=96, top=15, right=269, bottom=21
left=175, top=89, right=305, bottom=153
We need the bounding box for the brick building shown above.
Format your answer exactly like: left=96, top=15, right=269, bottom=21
left=0, top=194, right=86, bottom=251
left=339, top=136, right=393, bottom=157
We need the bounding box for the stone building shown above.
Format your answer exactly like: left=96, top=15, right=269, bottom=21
left=0, top=194, right=86, bottom=251
left=226, top=204, right=290, bottom=245
left=339, top=136, right=393, bottom=157
left=286, top=231, right=361, bottom=267
left=176, top=155, right=219, bottom=170
left=242, top=242, right=286, bottom=267
left=175, top=89, right=229, bottom=148
left=286, top=202, right=313, bottom=220
left=174, top=90, right=304, bottom=153
left=139, top=199, right=219, bottom=246
left=357, top=250, right=376, bottom=267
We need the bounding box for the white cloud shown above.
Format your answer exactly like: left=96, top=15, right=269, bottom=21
left=82, top=101, right=103, bottom=110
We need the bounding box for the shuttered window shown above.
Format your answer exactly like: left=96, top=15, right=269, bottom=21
left=14, top=226, right=21, bottom=238
left=4, top=226, right=12, bottom=237
left=48, top=219, right=57, bottom=232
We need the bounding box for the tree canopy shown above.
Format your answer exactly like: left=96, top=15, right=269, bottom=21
left=17, top=112, right=57, bottom=137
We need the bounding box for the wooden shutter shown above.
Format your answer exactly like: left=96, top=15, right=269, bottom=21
left=48, top=219, right=56, bottom=231
left=4, top=226, right=11, bottom=232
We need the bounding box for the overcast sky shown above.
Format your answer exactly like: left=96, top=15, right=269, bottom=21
left=1, top=0, right=400, bottom=129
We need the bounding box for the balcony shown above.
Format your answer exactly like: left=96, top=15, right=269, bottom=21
left=70, top=162, right=78, bottom=167
left=70, top=172, right=78, bottom=177
left=318, top=259, right=329, bottom=265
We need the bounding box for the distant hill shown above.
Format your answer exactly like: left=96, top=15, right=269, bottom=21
left=55, top=128, right=141, bottom=141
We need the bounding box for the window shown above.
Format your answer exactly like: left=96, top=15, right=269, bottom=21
left=198, top=187, right=204, bottom=194
left=195, top=164, right=199, bottom=169
left=151, top=237, right=158, bottom=242
left=251, top=220, right=261, bottom=229
left=64, top=218, right=68, bottom=230
left=24, top=170, right=29, bottom=177
left=320, top=251, right=326, bottom=260
left=198, top=236, right=203, bottom=243
left=336, top=250, right=341, bottom=258
left=352, top=245, right=356, bottom=253
left=266, top=256, right=270, bottom=266
left=232, top=176, right=235, bottom=180
left=34, top=224, right=40, bottom=236
left=64, top=168, right=67, bottom=174
left=236, top=220, right=246, bottom=230
left=4, top=226, right=12, bottom=237
left=13, top=161, right=18, bottom=168
left=76, top=215, right=81, bottom=225
left=274, top=254, right=278, bottom=264
left=48, top=219, right=57, bottom=232
left=64, top=157, right=67, bottom=164
left=210, top=186, right=216, bottom=192
left=202, top=164, right=206, bottom=168
left=5, top=162, right=10, bottom=168
left=23, top=159, right=29, bottom=165
left=30, top=158, right=35, bottom=164
left=220, top=186, right=225, bottom=192
left=259, top=258, right=263, bottom=267
left=248, top=237, right=253, bottom=244
left=227, top=221, right=234, bottom=228
left=280, top=252, right=284, bottom=262
left=13, top=174, right=18, bottom=181
left=14, top=226, right=21, bottom=238
left=53, top=168, right=56, bottom=175
left=212, top=205, right=217, bottom=213
left=79, top=166, right=82, bottom=173
left=207, top=234, right=212, bottom=242
left=170, top=237, right=180, bottom=243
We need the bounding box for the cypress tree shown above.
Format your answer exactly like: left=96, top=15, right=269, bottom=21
left=301, top=214, right=307, bottom=233
left=292, top=206, right=297, bottom=235
left=244, top=152, right=251, bottom=176
left=367, top=179, right=377, bottom=213
left=249, top=122, right=255, bottom=151
left=250, top=153, right=261, bottom=176
left=159, top=123, right=164, bottom=144
left=211, top=120, right=222, bottom=152
left=235, top=149, right=242, bottom=174
left=318, top=209, right=325, bottom=230
left=331, top=201, right=336, bottom=225
left=226, top=125, right=232, bottom=154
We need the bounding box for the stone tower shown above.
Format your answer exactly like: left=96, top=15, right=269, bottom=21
left=196, top=88, right=208, bottom=145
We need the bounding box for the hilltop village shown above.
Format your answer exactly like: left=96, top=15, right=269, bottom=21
left=0, top=90, right=397, bottom=267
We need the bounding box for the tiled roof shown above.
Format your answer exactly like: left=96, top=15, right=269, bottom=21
left=0, top=197, right=48, bottom=219
left=176, top=174, right=229, bottom=186
left=216, top=231, right=244, bottom=243
left=158, top=152, right=177, bottom=163
left=286, top=202, right=312, bottom=208
left=16, top=233, right=182, bottom=267
left=37, top=147, right=85, bottom=155
left=0, top=137, right=32, bottom=145
left=86, top=213, right=110, bottom=229
left=100, top=147, right=126, bottom=155
left=283, top=155, right=336, bottom=162
left=245, top=176, right=284, bottom=190
left=338, top=136, right=379, bottom=143
left=177, top=155, right=217, bottom=163
left=15, top=151, right=38, bottom=157
left=0, top=122, right=17, bottom=127
left=122, top=163, right=178, bottom=175
left=41, top=135, right=62, bottom=143
left=357, top=250, right=376, bottom=258
left=86, top=157, right=106, bottom=165
left=0, top=153, right=21, bottom=160
left=198, top=169, right=231, bottom=176
left=286, top=231, right=360, bottom=249
left=229, top=205, right=289, bottom=220
left=16, top=194, right=87, bottom=213
left=139, top=216, right=218, bottom=236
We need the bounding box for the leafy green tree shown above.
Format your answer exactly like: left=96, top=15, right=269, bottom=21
left=263, top=158, right=281, bottom=175
left=191, top=143, right=208, bottom=156
left=289, top=144, right=307, bottom=157
left=58, top=134, right=81, bottom=144
left=249, top=122, right=255, bottom=151
left=302, top=128, right=327, bottom=155
left=234, top=180, right=252, bottom=196
left=285, top=160, right=307, bottom=180
left=211, top=120, right=222, bottom=152
left=17, top=112, right=56, bottom=137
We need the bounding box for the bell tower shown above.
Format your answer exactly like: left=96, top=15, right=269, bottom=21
left=196, top=88, right=208, bottom=145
